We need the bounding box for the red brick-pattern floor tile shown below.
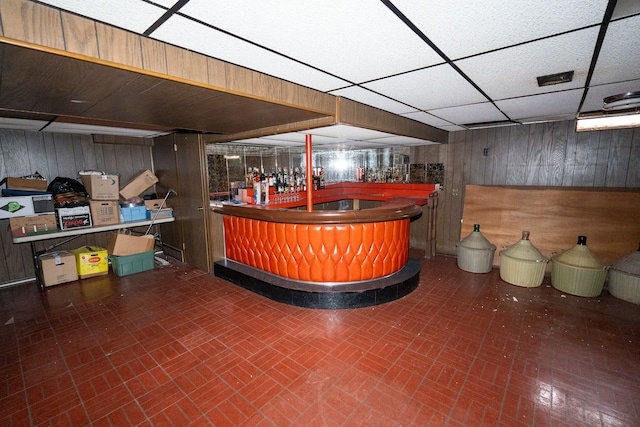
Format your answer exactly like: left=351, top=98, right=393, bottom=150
left=1, top=255, right=639, bottom=426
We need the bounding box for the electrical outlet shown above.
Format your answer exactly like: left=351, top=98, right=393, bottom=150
left=452, top=188, right=459, bottom=196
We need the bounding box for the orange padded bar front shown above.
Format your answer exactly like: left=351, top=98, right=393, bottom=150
left=223, top=216, right=410, bottom=282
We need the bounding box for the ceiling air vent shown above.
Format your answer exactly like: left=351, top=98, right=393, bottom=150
left=536, top=71, right=574, bottom=87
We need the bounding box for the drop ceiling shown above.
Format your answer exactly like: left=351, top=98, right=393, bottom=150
left=5, top=0, right=640, bottom=147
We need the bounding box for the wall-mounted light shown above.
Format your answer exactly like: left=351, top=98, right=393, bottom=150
left=463, top=120, right=519, bottom=130
left=576, top=91, right=640, bottom=132
left=576, top=111, right=640, bottom=132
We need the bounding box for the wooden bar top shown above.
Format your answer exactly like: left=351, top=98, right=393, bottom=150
left=214, top=182, right=437, bottom=224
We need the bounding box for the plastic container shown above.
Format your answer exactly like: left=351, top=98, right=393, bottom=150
left=120, top=205, right=147, bottom=222
left=500, top=231, right=548, bottom=287
left=551, top=236, right=607, bottom=297
left=110, top=250, right=155, bottom=277
left=456, top=224, right=496, bottom=273
left=608, top=244, right=640, bottom=304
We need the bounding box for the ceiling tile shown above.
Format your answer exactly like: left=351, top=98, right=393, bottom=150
left=329, top=87, right=419, bottom=115
left=363, top=64, right=487, bottom=110
left=36, top=0, right=166, bottom=33
left=230, top=138, right=302, bottom=147
left=496, top=89, right=583, bottom=122
left=392, top=0, right=608, bottom=59
left=427, top=102, right=507, bottom=125
left=590, top=15, right=640, bottom=85
left=307, top=125, right=390, bottom=141
left=612, top=0, right=640, bottom=19
left=225, top=124, right=440, bottom=148
left=264, top=133, right=336, bottom=145
left=456, top=28, right=599, bottom=101
left=178, top=0, right=443, bottom=83
left=401, top=111, right=457, bottom=129
left=367, top=135, right=439, bottom=146
left=438, top=124, right=467, bottom=132
left=151, top=14, right=348, bottom=91
left=151, top=0, right=179, bottom=8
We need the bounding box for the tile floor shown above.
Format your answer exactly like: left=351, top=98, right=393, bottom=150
left=1, top=255, right=639, bottom=426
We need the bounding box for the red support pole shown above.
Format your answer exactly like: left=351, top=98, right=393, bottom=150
left=305, top=134, right=313, bottom=212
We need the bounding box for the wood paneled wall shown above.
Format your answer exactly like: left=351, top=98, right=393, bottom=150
left=410, top=120, right=640, bottom=256
left=0, top=129, right=153, bottom=285
left=3, top=119, right=639, bottom=282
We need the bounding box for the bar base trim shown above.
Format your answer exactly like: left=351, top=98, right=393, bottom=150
left=213, top=258, right=420, bottom=309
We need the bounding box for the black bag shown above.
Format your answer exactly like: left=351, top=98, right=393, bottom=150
left=47, top=177, right=88, bottom=207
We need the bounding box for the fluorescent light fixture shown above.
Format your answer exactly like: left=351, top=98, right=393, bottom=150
left=576, top=113, right=640, bottom=131
left=463, top=120, right=519, bottom=130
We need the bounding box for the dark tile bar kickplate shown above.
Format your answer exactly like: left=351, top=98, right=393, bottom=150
left=214, top=258, right=420, bottom=309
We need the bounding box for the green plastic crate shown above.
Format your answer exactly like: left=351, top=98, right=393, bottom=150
left=110, top=250, right=155, bottom=277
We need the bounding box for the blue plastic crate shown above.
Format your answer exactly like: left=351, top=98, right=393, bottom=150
left=120, top=206, right=147, bottom=222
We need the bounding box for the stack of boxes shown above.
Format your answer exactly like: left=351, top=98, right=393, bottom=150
left=80, top=173, right=120, bottom=226
left=5, top=169, right=170, bottom=286
left=119, top=170, right=159, bottom=222
left=107, top=232, right=156, bottom=277
left=2, top=194, right=56, bottom=236
left=1, top=176, right=56, bottom=237
left=106, top=169, right=162, bottom=276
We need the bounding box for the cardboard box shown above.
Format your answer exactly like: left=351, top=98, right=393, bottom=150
left=144, top=199, right=170, bottom=210
left=119, top=170, right=158, bottom=199
left=0, top=194, right=54, bottom=219
left=69, top=246, right=108, bottom=279
left=89, top=200, right=120, bottom=226
left=80, top=174, right=119, bottom=200
left=1, top=176, right=48, bottom=192
left=0, top=196, right=35, bottom=218
left=31, top=194, right=55, bottom=213
left=110, top=250, right=155, bottom=277
left=57, top=205, right=92, bottom=230
left=120, top=205, right=147, bottom=222
left=107, top=232, right=155, bottom=256
left=9, top=213, right=57, bottom=237
left=39, top=251, right=78, bottom=287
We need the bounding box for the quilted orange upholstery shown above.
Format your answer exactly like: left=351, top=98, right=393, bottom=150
left=223, top=216, right=410, bottom=282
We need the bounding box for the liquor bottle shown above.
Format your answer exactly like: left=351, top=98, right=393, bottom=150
left=253, top=174, right=261, bottom=204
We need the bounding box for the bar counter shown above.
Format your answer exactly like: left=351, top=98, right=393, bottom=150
left=213, top=183, right=438, bottom=309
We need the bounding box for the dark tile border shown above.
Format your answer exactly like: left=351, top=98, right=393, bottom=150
left=213, top=258, right=420, bottom=309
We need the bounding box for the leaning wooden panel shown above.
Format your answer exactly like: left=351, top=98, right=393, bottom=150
left=461, top=185, right=640, bottom=266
